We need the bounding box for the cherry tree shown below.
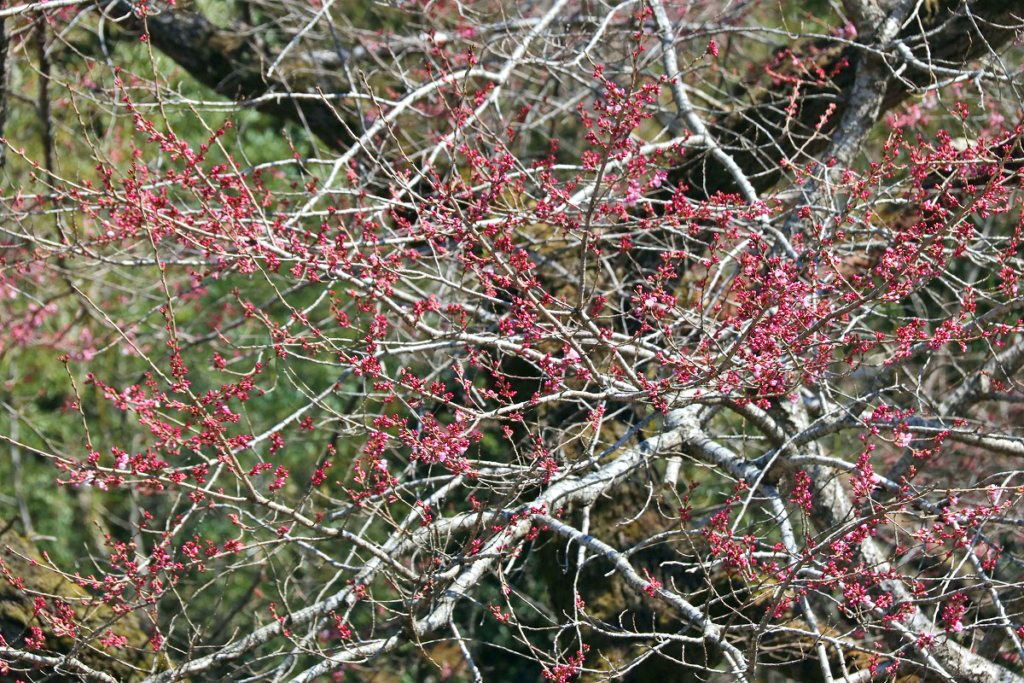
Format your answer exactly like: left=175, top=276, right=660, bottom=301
left=1, top=0, right=1024, bottom=681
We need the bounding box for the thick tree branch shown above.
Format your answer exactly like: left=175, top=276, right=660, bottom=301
left=669, top=0, right=1024, bottom=200
left=111, top=1, right=357, bottom=151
